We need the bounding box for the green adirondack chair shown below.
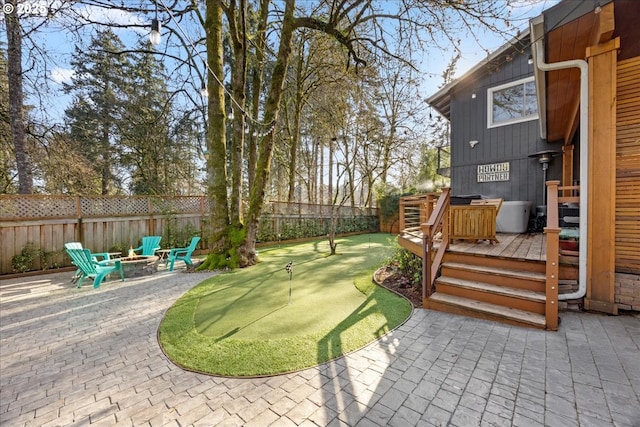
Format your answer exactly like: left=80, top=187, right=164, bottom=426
left=132, top=235, right=162, bottom=256
left=166, top=236, right=201, bottom=272
left=65, top=242, right=114, bottom=283
left=65, top=245, right=124, bottom=288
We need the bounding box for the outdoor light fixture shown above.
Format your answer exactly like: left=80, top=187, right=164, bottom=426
left=150, top=18, right=161, bottom=45
left=228, top=110, right=234, bottom=120
left=528, top=54, right=534, bottom=65
left=200, top=83, right=208, bottom=98
left=471, top=92, right=477, bottom=99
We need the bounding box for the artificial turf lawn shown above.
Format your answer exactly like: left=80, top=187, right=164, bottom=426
left=158, top=233, right=412, bottom=376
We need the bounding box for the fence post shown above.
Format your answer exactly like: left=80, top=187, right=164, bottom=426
left=148, top=197, right=154, bottom=236
left=76, top=195, right=83, bottom=244
left=201, top=196, right=206, bottom=247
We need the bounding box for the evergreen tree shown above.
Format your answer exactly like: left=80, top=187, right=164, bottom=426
left=120, top=42, right=183, bottom=195
left=63, top=29, right=131, bottom=195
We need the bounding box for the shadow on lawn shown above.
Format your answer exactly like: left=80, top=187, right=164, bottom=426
left=316, top=287, right=395, bottom=362
left=213, top=304, right=288, bottom=342
left=315, top=274, right=412, bottom=423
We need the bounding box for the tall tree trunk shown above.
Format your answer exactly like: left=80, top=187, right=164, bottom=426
left=205, top=0, right=230, bottom=246
left=228, top=0, right=247, bottom=225
left=5, top=4, right=32, bottom=194
left=381, top=132, right=393, bottom=185
left=287, top=108, right=300, bottom=202
left=247, top=0, right=269, bottom=192
left=245, top=0, right=296, bottom=263
left=311, top=140, right=318, bottom=204
left=101, top=79, right=111, bottom=195
left=328, top=137, right=335, bottom=205
left=319, top=141, right=324, bottom=204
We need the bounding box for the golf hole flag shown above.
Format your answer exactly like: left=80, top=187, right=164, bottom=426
left=285, top=261, right=293, bottom=304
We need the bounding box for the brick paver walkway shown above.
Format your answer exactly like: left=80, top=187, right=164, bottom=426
left=1, top=269, right=639, bottom=426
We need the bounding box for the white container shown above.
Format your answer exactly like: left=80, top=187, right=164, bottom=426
left=497, top=201, right=532, bottom=233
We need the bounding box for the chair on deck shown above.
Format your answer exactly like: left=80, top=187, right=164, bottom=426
left=64, top=244, right=124, bottom=288
left=166, top=236, right=201, bottom=272
left=132, top=236, right=162, bottom=256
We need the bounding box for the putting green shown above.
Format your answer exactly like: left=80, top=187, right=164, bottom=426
left=159, top=234, right=412, bottom=376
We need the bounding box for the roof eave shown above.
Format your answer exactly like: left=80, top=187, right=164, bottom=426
left=426, top=28, right=531, bottom=120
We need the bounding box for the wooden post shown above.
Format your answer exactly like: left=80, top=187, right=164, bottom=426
left=545, top=180, right=560, bottom=330
left=545, top=228, right=560, bottom=331
left=76, top=195, right=83, bottom=244
left=546, top=181, right=560, bottom=227
left=426, top=193, right=435, bottom=223
left=148, top=197, right=154, bottom=236
left=562, top=145, right=574, bottom=197
left=200, top=196, right=206, bottom=247
left=422, top=233, right=430, bottom=303
left=585, top=37, right=619, bottom=315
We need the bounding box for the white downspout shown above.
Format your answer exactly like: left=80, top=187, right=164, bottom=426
left=531, top=17, right=587, bottom=300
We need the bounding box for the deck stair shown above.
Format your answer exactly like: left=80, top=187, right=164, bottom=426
left=425, top=251, right=576, bottom=329
left=399, top=189, right=581, bottom=330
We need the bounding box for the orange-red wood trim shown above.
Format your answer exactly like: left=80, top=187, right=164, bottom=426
left=585, top=37, right=620, bottom=314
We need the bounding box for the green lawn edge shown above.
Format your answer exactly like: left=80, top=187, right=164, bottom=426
left=158, top=235, right=412, bottom=377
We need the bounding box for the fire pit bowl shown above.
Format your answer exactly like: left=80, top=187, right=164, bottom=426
left=113, top=255, right=159, bottom=278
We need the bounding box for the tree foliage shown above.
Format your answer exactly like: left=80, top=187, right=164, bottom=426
left=2, top=0, right=528, bottom=265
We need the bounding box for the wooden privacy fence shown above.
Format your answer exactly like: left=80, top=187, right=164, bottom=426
left=0, top=195, right=378, bottom=275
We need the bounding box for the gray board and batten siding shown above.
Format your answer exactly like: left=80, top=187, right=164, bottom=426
left=446, top=35, right=564, bottom=207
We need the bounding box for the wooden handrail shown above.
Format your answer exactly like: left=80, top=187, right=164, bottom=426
left=398, top=189, right=451, bottom=304
left=421, top=188, right=451, bottom=302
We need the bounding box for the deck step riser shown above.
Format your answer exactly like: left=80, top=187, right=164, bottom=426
left=443, top=252, right=578, bottom=280
left=443, top=252, right=546, bottom=274
left=440, top=267, right=546, bottom=292
left=424, top=298, right=546, bottom=330
left=435, top=282, right=546, bottom=315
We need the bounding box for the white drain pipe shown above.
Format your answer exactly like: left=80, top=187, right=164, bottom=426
left=530, top=16, right=587, bottom=300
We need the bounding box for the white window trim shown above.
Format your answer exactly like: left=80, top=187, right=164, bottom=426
left=487, top=76, right=539, bottom=129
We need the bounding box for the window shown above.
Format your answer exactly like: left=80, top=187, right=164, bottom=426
left=487, top=77, right=538, bottom=128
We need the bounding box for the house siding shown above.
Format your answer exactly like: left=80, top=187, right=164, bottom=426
left=449, top=45, right=564, bottom=207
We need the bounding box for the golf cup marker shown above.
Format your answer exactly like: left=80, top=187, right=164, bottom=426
left=285, top=261, right=293, bottom=304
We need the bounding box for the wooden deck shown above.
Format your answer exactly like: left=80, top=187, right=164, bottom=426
left=400, top=232, right=548, bottom=262
left=448, top=233, right=547, bottom=261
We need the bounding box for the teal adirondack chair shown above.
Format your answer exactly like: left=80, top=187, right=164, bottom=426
left=132, top=236, right=162, bottom=256
left=65, top=242, right=113, bottom=283
left=64, top=245, right=124, bottom=288
left=166, top=236, right=201, bottom=272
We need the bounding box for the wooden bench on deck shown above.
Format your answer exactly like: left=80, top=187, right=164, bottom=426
left=450, top=198, right=503, bottom=244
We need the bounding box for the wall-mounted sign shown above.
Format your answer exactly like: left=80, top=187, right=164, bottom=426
left=477, top=162, right=510, bottom=182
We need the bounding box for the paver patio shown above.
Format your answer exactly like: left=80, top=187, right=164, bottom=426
left=1, top=268, right=639, bottom=426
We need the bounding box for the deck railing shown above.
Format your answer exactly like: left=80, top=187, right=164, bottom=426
left=399, top=189, right=451, bottom=302
left=421, top=188, right=451, bottom=301
left=399, top=195, right=432, bottom=237
left=545, top=180, right=580, bottom=331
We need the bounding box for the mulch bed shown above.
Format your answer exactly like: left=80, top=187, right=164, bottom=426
left=374, top=266, right=423, bottom=308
